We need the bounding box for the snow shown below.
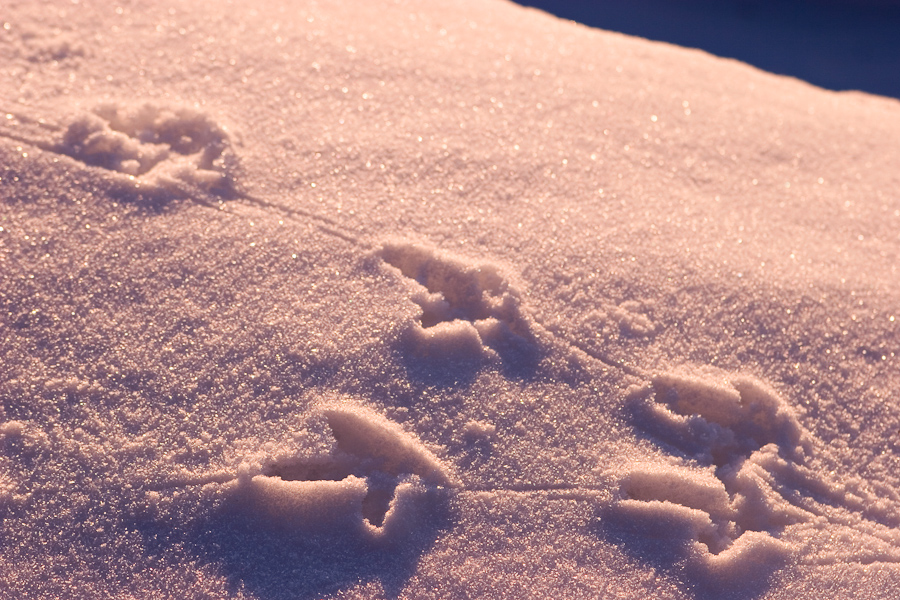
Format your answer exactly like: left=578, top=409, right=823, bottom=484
left=1, top=0, right=900, bottom=598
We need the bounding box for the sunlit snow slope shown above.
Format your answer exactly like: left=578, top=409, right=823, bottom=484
left=1, top=0, right=899, bottom=599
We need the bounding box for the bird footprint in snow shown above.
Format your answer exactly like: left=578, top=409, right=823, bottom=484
left=235, top=403, right=457, bottom=536
left=379, top=241, right=535, bottom=367
left=1, top=102, right=240, bottom=202
left=613, top=369, right=900, bottom=582
left=613, top=372, right=804, bottom=580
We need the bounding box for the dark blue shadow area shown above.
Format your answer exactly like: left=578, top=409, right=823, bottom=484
left=182, top=488, right=453, bottom=600
left=595, top=513, right=785, bottom=600
left=512, top=0, right=900, bottom=100
left=399, top=336, right=544, bottom=390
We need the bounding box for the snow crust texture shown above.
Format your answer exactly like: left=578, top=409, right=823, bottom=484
left=2, top=0, right=900, bottom=598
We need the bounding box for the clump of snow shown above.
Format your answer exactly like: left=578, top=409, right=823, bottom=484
left=609, top=301, right=658, bottom=337
left=621, top=463, right=735, bottom=521
left=321, top=402, right=458, bottom=487
left=463, top=419, right=497, bottom=441
left=639, top=370, right=808, bottom=465
left=0, top=421, right=25, bottom=437
left=405, top=318, right=489, bottom=360
left=240, top=473, right=369, bottom=531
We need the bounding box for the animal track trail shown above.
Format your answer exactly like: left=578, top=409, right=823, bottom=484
left=611, top=369, right=900, bottom=585
left=1, top=102, right=241, bottom=204
left=225, top=401, right=615, bottom=545
left=2, top=102, right=372, bottom=248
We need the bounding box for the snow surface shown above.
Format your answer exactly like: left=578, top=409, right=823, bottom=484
left=1, top=0, right=900, bottom=598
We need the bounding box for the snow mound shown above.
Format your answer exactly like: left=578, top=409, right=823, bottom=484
left=243, top=473, right=369, bottom=530
left=321, top=403, right=458, bottom=487
left=57, top=102, right=238, bottom=199
left=621, top=464, right=735, bottom=522
left=641, top=370, right=807, bottom=466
